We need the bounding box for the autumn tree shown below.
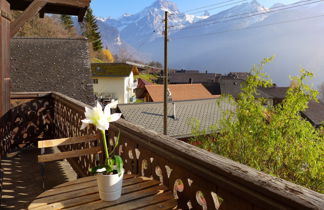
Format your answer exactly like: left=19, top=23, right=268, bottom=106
left=82, top=8, right=103, bottom=51
left=102, top=49, right=114, bottom=63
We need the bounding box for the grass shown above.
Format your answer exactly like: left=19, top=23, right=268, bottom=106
left=135, top=99, right=144, bottom=103
left=135, top=74, right=158, bottom=83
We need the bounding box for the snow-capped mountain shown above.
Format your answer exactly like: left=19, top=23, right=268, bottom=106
left=170, top=0, right=269, bottom=38
left=96, top=20, right=127, bottom=53
left=97, top=0, right=208, bottom=49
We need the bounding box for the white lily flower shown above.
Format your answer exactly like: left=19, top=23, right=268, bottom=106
left=81, top=102, right=122, bottom=131
left=96, top=167, right=106, bottom=173
left=104, top=103, right=122, bottom=129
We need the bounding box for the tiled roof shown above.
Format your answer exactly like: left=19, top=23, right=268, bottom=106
left=220, top=79, right=245, bottom=98
left=220, top=79, right=271, bottom=99
left=301, top=100, right=324, bottom=127
left=118, top=99, right=235, bottom=138
left=91, top=63, right=133, bottom=77
left=145, top=84, right=219, bottom=102
left=259, top=87, right=289, bottom=99
left=168, top=72, right=221, bottom=84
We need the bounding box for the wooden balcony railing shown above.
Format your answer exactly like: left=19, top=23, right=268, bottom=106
left=1, top=92, right=323, bottom=209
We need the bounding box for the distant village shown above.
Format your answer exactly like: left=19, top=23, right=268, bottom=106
left=10, top=38, right=324, bottom=140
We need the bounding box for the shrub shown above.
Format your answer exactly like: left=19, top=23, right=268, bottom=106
left=190, top=57, right=324, bottom=192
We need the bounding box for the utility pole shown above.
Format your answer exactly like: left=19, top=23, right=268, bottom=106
left=163, top=11, right=168, bottom=135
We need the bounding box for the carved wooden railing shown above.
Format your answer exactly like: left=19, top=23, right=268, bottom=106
left=0, top=92, right=54, bottom=199
left=1, top=92, right=323, bottom=209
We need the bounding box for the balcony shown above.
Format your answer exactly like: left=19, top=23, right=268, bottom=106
left=1, top=92, right=323, bottom=209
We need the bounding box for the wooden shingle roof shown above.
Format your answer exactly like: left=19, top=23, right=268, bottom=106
left=11, top=38, right=95, bottom=105
left=301, top=100, right=324, bottom=128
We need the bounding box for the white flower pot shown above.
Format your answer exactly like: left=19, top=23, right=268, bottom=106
left=96, top=169, right=124, bottom=201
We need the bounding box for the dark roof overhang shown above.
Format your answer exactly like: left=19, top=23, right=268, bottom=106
left=8, top=0, right=90, bottom=21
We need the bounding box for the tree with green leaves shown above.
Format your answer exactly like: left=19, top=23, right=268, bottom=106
left=82, top=8, right=103, bottom=51
left=61, top=15, right=74, bottom=30
left=190, top=57, right=324, bottom=193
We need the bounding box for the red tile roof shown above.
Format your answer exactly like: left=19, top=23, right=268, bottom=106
left=145, top=84, right=219, bottom=102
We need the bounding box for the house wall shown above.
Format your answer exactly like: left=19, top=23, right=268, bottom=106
left=93, top=77, right=126, bottom=103
left=93, top=72, right=135, bottom=104
left=124, top=72, right=135, bottom=103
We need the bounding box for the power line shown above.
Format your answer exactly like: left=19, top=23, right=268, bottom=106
left=169, top=0, right=322, bottom=32
left=184, top=0, right=246, bottom=13
left=172, top=13, right=324, bottom=40
left=170, top=0, right=321, bottom=31
left=187, top=0, right=247, bottom=15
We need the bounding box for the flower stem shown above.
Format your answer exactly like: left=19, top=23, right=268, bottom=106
left=101, top=129, right=109, bottom=160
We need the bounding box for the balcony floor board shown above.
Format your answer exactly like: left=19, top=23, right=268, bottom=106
left=0, top=147, right=77, bottom=209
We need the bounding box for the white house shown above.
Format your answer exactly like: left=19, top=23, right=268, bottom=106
left=91, top=63, right=138, bottom=104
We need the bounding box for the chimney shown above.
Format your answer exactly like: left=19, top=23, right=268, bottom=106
left=172, top=102, right=177, bottom=120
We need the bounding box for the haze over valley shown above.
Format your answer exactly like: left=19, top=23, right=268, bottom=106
left=95, top=0, right=324, bottom=87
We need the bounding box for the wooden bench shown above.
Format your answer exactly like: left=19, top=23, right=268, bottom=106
left=38, top=134, right=102, bottom=189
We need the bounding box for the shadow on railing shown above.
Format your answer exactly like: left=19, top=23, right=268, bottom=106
left=1, top=92, right=323, bottom=209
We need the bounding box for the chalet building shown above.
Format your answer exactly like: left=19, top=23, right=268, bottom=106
left=91, top=63, right=139, bottom=104
left=10, top=38, right=95, bottom=105
left=142, top=84, right=219, bottom=102
left=134, top=78, right=152, bottom=99
left=118, top=98, right=234, bottom=139
left=220, top=79, right=273, bottom=99
left=157, top=70, right=222, bottom=95
left=259, top=86, right=289, bottom=105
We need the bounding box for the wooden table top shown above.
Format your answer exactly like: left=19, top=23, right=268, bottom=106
left=28, top=174, right=177, bottom=210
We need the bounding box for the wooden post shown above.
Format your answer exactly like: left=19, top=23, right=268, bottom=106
left=163, top=11, right=168, bottom=135
left=10, top=0, right=47, bottom=38
left=0, top=0, right=11, bottom=116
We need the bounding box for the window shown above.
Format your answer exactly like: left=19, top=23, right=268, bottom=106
left=93, top=79, right=98, bottom=84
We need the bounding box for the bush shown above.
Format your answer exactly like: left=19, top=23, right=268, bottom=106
left=190, top=57, right=324, bottom=192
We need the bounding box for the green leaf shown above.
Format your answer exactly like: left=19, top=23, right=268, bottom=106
left=89, top=166, right=102, bottom=175
left=114, top=155, right=124, bottom=176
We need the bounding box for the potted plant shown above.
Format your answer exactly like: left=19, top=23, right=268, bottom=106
left=81, top=102, right=123, bottom=201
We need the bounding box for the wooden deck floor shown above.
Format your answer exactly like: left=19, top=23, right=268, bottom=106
left=1, top=147, right=77, bottom=209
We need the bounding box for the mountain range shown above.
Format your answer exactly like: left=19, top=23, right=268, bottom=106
left=96, top=0, right=324, bottom=86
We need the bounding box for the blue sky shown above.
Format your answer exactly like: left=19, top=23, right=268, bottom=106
left=91, top=0, right=300, bottom=19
